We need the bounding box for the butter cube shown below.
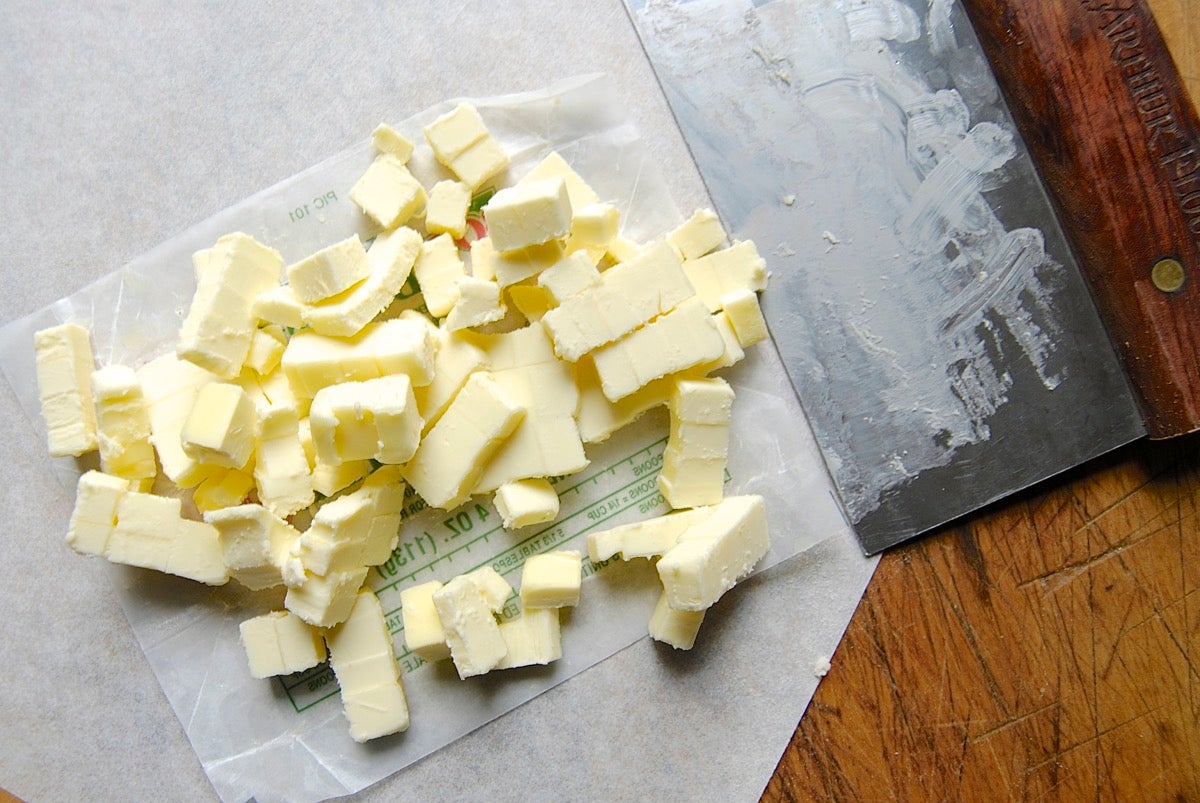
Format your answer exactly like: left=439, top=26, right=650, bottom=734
left=447, top=135, right=510, bottom=190
left=606, top=236, right=642, bottom=264
left=311, top=458, right=372, bottom=497
left=424, top=103, right=489, bottom=163
left=181, top=382, right=257, bottom=469
left=668, top=208, right=726, bottom=260
left=591, top=298, right=726, bottom=401
left=285, top=235, right=370, bottom=303
left=538, top=251, right=601, bottom=303
left=66, top=471, right=130, bottom=557
left=290, top=466, right=404, bottom=576
left=496, top=607, right=562, bottom=669
left=443, top=276, right=507, bottom=332
left=573, top=358, right=670, bottom=445
left=657, top=495, right=769, bottom=612
left=648, top=590, right=705, bottom=650
left=413, top=327, right=488, bottom=432
left=178, top=232, right=283, bottom=378
left=465, top=566, right=514, bottom=612
left=433, top=573, right=508, bottom=679
left=519, top=550, right=581, bottom=608
left=105, top=491, right=229, bottom=585
left=192, top=467, right=255, bottom=513
left=413, top=233, right=467, bottom=318
left=484, top=177, right=572, bottom=252
left=506, top=284, right=555, bottom=323
left=239, top=611, right=327, bottom=679
left=205, top=504, right=299, bottom=590
left=253, top=403, right=314, bottom=517
left=570, top=203, right=620, bottom=250
left=541, top=240, right=693, bottom=361
left=586, top=507, right=713, bottom=563
left=425, top=180, right=471, bottom=240
left=281, top=316, right=434, bottom=398
left=349, top=154, right=426, bottom=230
left=302, top=226, right=422, bottom=338
left=253, top=285, right=305, bottom=329
left=720, top=288, right=769, bottom=347
left=489, top=239, right=567, bottom=288
left=400, top=580, right=451, bottom=662
left=309, top=374, right=422, bottom=466
left=371, top=123, right=414, bottom=162
left=244, top=325, right=287, bottom=376
left=137, top=354, right=220, bottom=488
left=518, top=151, right=601, bottom=210
left=34, top=322, right=98, bottom=457
left=698, top=311, right=746, bottom=373
left=325, top=589, right=410, bottom=741
left=682, top=240, right=768, bottom=312
left=285, top=565, right=369, bottom=627
left=494, top=478, right=559, bottom=529
left=658, top=378, right=734, bottom=508
left=90, top=365, right=155, bottom=481
left=469, top=236, right=496, bottom=281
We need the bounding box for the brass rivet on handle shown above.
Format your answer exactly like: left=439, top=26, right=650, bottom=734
left=1151, top=258, right=1186, bottom=294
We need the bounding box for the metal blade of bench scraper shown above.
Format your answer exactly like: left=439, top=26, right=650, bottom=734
left=624, top=0, right=1144, bottom=554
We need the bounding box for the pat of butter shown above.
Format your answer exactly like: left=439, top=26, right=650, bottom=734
left=239, top=610, right=327, bottom=679
left=244, top=325, right=286, bottom=377
left=281, top=316, right=434, bottom=398
left=496, top=607, right=562, bottom=669
left=285, top=235, right=371, bottom=303
left=586, top=507, right=713, bottom=563
left=537, top=251, right=601, bottom=304
left=591, top=297, right=725, bottom=402
left=517, top=151, right=601, bottom=210
left=348, top=154, right=426, bottom=230
left=413, top=233, right=467, bottom=319
left=483, top=177, right=572, bottom=252
left=444, top=276, right=507, bottom=333
left=309, top=374, right=423, bottom=466
left=181, top=382, right=257, bottom=470
left=104, top=489, right=229, bottom=586
left=302, top=226, right=423, bottom=338
left=489, top=239, right=567, bottom=289
left=291, top=465, right=404, bottom=577
left=325, top=588, right=410, bottom=741
left=413, top=326, right=488, bottom=433
left=432, top=573, right=509, bottom=679
left=572, top=357, right=670, bottom=445
left=137, top=354, right=220, bottom=489
left=657, top=495, right=769, bottom=612
left=569, top=203, right=620, bottom=251
left=493, top=478, right=559, bottom=529
left=34, top=322, right=98, bottom=457
left=648, top=590, right=705, bottom=650
left=465, top=566, right=514, bottom=612
left=178, top=232, right=283, bottom=379
left=253, top=403, right=314, bottom=517
left=682, top=240, right=768, bottom=312
left=658, top=378, right=734, bottom=509
left=519, top=550, right=581, bottom=609
left=253, top=285, right=305, bottom=330
left=447, top=135, right=510, bottom=190
left=425, top=104, right=489, bottom=162
left=90, top=365, right=155, bottom=481
left=506, top=284, right=555, bottom=323
left=66, top=470, right=130, bottom=557
left=204, top=503, right=299, bottom=590
left=371, top=123, right=414, bottom=162
left=284, top=565, right=369, bottom=628
left=719, top=288, right=769, bottom=347
left=192, top=467, right=255, bottom=513
left=541, top=240, right=693, bottom=361
left=425, top=180, right=471, bottom=240
left=668, top=208, right=726, bottom=261
left=400, top=580, right=452, bottom=663
left=311, top=457, right=371, bottom=498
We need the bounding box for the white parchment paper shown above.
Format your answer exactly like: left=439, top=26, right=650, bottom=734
left=0, top=76, right=869, bottom=802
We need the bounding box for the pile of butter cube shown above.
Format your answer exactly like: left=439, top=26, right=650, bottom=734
left=34, top=102, right=773, bottom=743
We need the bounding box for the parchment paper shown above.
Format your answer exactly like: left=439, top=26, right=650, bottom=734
left=0, top=4, right=878, bottom=801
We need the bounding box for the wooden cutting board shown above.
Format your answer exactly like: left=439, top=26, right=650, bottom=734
left=766, top=5, right=1199, bottom=796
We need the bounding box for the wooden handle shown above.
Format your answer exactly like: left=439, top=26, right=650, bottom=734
left=961, top=0, right=1200, bottom=438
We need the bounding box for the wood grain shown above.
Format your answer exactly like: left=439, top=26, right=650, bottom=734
left=766, top=4, right=1199, bottom=798
left=962, top=0, right=1200, bottom=437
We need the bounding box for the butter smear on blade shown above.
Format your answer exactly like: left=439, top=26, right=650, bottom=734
left=37, top=100, right=776, bottom=745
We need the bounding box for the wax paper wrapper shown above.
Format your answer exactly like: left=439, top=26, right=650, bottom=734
left=0, top=75, right=853, bottom=802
